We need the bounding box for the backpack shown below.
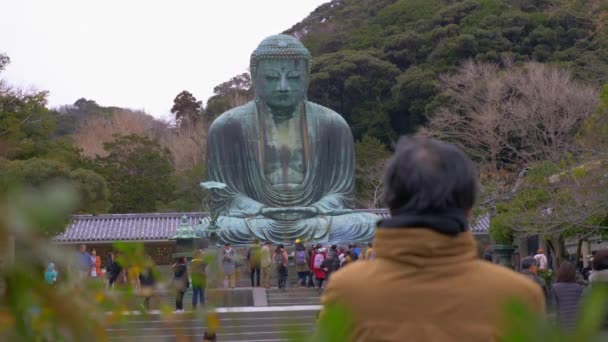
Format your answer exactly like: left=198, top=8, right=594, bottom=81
left=313, top=253, right=324, bottom=269
left=295, top=250, right=307, bottom=265
left=273, top=252, right=284, bottom=265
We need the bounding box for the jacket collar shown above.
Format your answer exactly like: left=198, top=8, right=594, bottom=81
left=374, top=228, right=478, bottom=267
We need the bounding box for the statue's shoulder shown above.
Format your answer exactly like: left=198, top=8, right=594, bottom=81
left=208, top=101, right=256, bottom=132
left=306, top=101, right=349, bottom=127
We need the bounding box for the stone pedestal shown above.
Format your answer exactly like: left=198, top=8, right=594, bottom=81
left=172, top=238, right=202, bottom=260
left=494, top=244, right=517, bottom=268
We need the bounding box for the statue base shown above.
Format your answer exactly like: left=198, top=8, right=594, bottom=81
left=200, top=212, right=378, bottom=246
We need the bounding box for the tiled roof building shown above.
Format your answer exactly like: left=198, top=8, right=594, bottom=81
left=54, top=210, right=490, bottom=244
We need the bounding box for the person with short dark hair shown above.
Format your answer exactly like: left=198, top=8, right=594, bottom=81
left=139, top=257, right=157, bottom=311
left=321, top=136, right=545, bottom=341
left=321, top=244, right=340, bottom=281
left=550, top=262, right=583, bottom=330
left=273, top=244, right=288, bottom=289
left=521, top=256, right=549, bottom=301
left=107, top=252, right=122, bottom=288
left=294, top=240, right=309, bottom=287
left=74, top=244, right=93, bottom=280
left=172, top=256, right=189, bottom=312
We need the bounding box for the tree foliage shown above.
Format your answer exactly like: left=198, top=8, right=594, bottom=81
left=489, top=83, right=608, bottom=255
left=171, top=90, right=203, bottom=126
left=91, top=134, right=173, bottom=213
left=0, top=82, right=57, bottom=160
left=205, top=73, right=253, bottom=120
left=420, top=61, right=599, bottom=171
left=308, top=51, right=400, bottom=142
left=0, top=158, right=109, bottom=219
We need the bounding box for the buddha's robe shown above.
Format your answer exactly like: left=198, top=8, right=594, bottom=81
left=205, top=100, right=377, bottom=244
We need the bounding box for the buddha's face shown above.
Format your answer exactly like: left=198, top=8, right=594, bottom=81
left=254, top=59, right=308, bottom=110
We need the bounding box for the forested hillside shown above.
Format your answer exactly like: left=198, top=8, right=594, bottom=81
left=285, top=0, right=608, bottom=143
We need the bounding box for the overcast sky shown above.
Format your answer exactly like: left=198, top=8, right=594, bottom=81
left=0, top=0, right=328, bottom=119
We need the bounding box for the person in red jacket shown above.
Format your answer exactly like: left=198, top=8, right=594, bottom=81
left=310, top=245, right=327, bottom=289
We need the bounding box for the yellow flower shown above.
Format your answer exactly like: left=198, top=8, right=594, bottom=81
left=207, top=312, right=220, bottom=333
left=95, top=291, right=104, bottom=303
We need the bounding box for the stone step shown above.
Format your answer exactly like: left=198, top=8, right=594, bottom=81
left=109, top=308, right=319, bottom=341
left=267, top=288, right=322, bottom=294
left=267, top=291, right=321, bottom=298
left=267, top=300, right=321, bottom=307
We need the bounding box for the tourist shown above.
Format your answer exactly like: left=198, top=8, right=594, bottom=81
left=534, top=249, right=548, bottom=270
left=74, top=244, right=93, bottom=280
left=261, top=241, right=272, bottom=288
left=128, top=264, right=141, bottom=291
left=107, top=252, right=123, bottom=288
left=364, top=242, right=375, bottom=260
left=190, top=250, right=207, bottom=309
left=222, top=243, right=236, bottom=289
left=352, top=243, right=361, bottom=259
left=320, top=137, right=545, bottom=341
left=550, top=262, right=583, bottom=330
left=338, top=247, right=346, bottom=267
left=90, top=249, right=101, bottom=278
left=274, top=244, right=288, bottom=289
left=521, top=256, right=549, bottom=302
left=139, top=261, right=157, bottom=311
left=306, top=245, right=315, bottom=288
left=341, top=244, right=358, bottom=266
left=172, top=256, right=189, bottom=312
left=311, top=245, right=326, bottom=289
left=44, top=263, right=58, bottom=285
left=484, top=246, right=494, bottom=262
left=294, top=240, right=309, bottom=287
left=247, top=240, right=262, bottom=287
left=321, top=245, right=340, bottom=281
left=588, top=249, right=608, bottom=331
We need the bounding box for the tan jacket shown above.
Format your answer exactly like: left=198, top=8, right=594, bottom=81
left=322, top=228, right=545, bottom=342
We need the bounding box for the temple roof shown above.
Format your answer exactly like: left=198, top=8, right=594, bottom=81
left=53, top=210, right=490, bottom=243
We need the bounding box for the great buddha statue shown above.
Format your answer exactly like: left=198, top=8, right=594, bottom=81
left=204, top=34, right=377, bottom=244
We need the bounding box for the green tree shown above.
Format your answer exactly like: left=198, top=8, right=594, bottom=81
left=92, top=134, right=174, bottom=213
left=205, top=73, right=253, bottom=120
left=171, top=90, right=203, bottom=126
left=158, top=163, right=206, bottom=212
left=0, top=158, right=109, bottom=226
left=0, top=82, right=57, bottom=160
left=0, top=53, right=9, bottom=72
left=308, top=51, right=400, bottom=142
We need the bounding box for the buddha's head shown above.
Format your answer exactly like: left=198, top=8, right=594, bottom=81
left=250, top=34, right=311, bottom=111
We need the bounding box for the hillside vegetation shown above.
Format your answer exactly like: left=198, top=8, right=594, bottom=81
left=284, top=0, right=608, bottom=142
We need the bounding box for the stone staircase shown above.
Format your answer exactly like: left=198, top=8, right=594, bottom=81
left=267, top=288, right=322, bottom=306
left=107, top=308, right=318, bottom=341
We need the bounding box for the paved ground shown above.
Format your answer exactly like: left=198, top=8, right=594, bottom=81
left=107, top=306, right=319, bottom=342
